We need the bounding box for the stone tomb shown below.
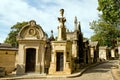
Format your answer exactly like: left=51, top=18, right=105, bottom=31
left=16, top=20, right=47, bottom=75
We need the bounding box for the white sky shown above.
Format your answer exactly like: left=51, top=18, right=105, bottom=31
left=0, top=0, right=99, bottom=43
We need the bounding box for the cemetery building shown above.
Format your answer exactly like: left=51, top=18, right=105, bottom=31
left=89, top=41, right=99, bottom=63
left=83, top=39, right=91, bottom=65
left=99, top=46, right=109, bottom=60
left=16, top=9, right=85, bottom=75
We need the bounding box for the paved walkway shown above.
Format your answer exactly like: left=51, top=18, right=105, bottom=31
left=111, top=67, right=120, bottom=80
left=0, top=60, right=117, bottom=80
left=44, top=60, right=116, bottom=80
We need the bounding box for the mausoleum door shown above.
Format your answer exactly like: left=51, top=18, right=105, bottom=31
left=25, top=48, right=36, bottom=72
left=56, top=52, right=64, bottom=71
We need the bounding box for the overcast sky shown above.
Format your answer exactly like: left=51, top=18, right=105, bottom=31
left=0, top=0, right=99, bottom=43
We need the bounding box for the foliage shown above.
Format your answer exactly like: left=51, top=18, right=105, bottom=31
left=98, top=0, right=120, bottom=25
left=4, top=22, right=28, bottom=47
left=90, top=0, right=120, bottom=47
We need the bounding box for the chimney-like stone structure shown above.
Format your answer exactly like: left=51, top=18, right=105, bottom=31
left=74, top=16, right=78, bottom=31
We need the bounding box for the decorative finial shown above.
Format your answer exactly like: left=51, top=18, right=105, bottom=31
left=50, top=30, right=54, bottom=41
left=74, top=16, right=77, bottom=23
left=51, top=30, right=53, bottom=34
left=29, top=20, right=36, bottom=27
left=60, top=9, right=64, bottom=17
left=74, top=16, right=78, bottom=31
left=78, top=21, right=81, bottom=31
left=51, top=30, right=53, bottom=37
left=78, top=21, right=80, bottom=26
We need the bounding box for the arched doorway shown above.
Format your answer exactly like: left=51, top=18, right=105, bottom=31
left=25, top=48, right=36, bottom=72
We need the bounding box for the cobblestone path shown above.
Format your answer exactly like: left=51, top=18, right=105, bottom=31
left=43, top=60, right=116, bottom=80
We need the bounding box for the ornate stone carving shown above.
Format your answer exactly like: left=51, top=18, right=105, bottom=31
left=29, top=20, right=36, bottom=27
left=28, top=28, right=36, bottom=36
left=17, top=20, right=47, bottom=40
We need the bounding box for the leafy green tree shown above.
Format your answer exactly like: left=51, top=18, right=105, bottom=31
left=4, top=21, right=28, bottom=47
left=98, top=0, right=120, bottom=25
left=90, top=0, right=120, bottom=47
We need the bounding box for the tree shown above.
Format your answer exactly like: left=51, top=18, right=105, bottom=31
left=90, top=0, right=120, bottom=47
left=4, top=21, right=28, bottom=47
left=98, top=0, right=120, bottom=26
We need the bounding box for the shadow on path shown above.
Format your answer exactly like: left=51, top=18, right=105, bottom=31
left=84, top=61, right=115, bottom=74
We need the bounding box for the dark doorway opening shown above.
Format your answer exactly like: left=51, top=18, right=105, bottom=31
left=25, top=48, right=36, bottom=72
left=56, top=52, right=64, bottom=71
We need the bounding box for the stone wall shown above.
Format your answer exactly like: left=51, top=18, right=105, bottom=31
left=0, top=49, right=17, bottom=74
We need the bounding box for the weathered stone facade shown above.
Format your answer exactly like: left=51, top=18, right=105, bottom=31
left=111, top=47, right=118, bottom=59
left=49, top=9, right=73, bottom=74
left=89, top=41, right=99, bottom=63
left=83, top=39, right=91, bottom=64
left=16, top=20, right=48, bottom=75
left=99, top=46, right=109, bottom=60
left=0, top=43, right=17, bottom=74
left=66, top=17, right=84, bottom=70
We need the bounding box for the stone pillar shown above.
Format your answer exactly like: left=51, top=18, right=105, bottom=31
left=90, top=48, right=94, bottom=63
left=35, top=47, right=40, bottom=73
left=16, top=45, right=25, bottom=75
left=49, top=50, right=56, bottom=74
left=41, top=44, right=45, bottom=74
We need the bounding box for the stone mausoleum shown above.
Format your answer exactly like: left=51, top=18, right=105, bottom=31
left=16, top=9, right=90, bottom=75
